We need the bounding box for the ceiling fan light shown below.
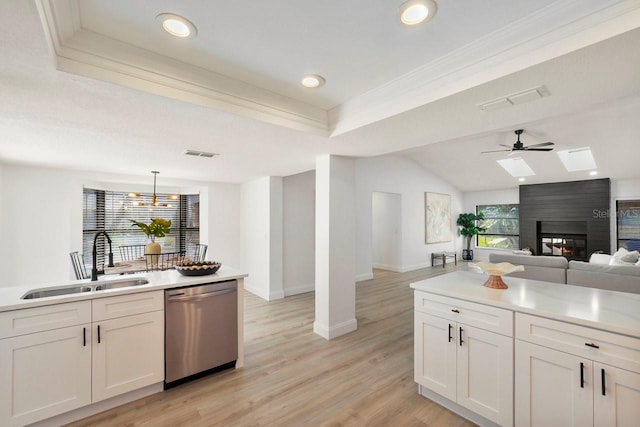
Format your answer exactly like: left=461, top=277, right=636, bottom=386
left=400, top=0, right=437, bottom=26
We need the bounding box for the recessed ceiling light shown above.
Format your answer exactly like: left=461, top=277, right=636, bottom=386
left=519, top=177, right=526, bottom=182
left=301, top=74, right=325, bottom=88
left=556, top=147, right=597, bottom=172
left=400, top=0, right=438, bottom=26
left=589, top=171, right=598, bottom=176
left=497, top=157, right=535, bottom=177
left=156, top=13, right=197, bottom=38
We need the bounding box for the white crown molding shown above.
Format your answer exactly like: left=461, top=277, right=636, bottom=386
left=35, top=0, right=329, bottom=136
left=35, top=0, right=640, bottom=138
left=328, top=0, right=640, bottom=136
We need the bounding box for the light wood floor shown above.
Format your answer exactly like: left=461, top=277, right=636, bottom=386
left=68, top=263, right=475, bottom=427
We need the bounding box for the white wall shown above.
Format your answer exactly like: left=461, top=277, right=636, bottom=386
left=355, top=155, right=463, bottom=280
left=0, top=163, right=240, bottom=287
left=462, top=188, right=520, bottom=261
left=372, top=191, right=402, bottom=271
left=610, top=178, right=640, bottom=252
left=283, top=170, right=315, bottom=296
left=240, top=176, right=284, bottom=300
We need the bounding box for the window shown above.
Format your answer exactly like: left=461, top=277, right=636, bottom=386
left=82, top=188, right=200, bottom=266
left=476, top=204, right=519, bottom=249
left=616, top=200, right=640, bottom=250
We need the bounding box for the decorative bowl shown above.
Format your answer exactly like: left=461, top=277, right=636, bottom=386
left=469, top=262, right=525, bottom=289
left=175, top=260, right=221, bottom=276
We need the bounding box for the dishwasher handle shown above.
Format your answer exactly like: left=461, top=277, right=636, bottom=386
left=167, top=287, right=236, bottom=302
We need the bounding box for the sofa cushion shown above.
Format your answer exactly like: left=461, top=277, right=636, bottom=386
left=567, top=260, right=640, bottom=294
left=489, top=253, right=568, bottom=269
left=569, top=261, right=640, bottom=277
left=488, top=253, right=567, bottom=284
left=588, top=253, right=612, bottom=265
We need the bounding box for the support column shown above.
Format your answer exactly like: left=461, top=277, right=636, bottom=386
left=314, top=155, right=357, bottom=339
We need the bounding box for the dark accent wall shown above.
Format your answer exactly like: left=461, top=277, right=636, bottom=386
left=519, top=178, right=610, bottom=257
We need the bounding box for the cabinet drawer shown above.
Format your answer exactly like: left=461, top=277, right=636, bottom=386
left=92, top=291, right=163, bottom=321
left=0, top=301, right=91, bottom=339
left=516, top=313, right=640, bottom=373
left=414, top=292, right=513, bottom=336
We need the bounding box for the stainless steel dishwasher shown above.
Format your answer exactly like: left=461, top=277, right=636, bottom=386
left=165, top=280, right=238, bottom=387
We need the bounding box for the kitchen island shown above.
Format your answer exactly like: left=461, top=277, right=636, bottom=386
left=411, top=270, right=640, bottom=427
left=0, top=267, right=247, bottom=427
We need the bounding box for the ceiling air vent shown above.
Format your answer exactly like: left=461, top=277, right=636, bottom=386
left=184, top=150, right=218, bottom=158
left=477, top=86, right=550, bottom=111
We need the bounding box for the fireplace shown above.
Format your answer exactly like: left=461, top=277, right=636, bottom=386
left=537, top=221, right=588, bottom=261
left=539, top=235, right=587, bottom=261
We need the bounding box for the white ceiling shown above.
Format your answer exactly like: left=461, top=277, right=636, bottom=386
left=1, top=0, right=640, bottom=191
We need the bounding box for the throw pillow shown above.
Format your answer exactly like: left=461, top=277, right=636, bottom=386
left=609, top=249, right=639, bottom=266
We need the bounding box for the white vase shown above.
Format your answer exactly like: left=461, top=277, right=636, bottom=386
left=146, top=241, right=161, bottom=265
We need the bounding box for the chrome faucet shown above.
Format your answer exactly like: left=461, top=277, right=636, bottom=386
left=92, top=231, right=115, bottom=281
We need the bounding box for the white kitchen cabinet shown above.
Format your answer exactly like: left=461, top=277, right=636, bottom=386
left=92, top=310, right=164, bottom=401
left=0, top=303, right=92, bottom=427
left=0, top=291, right=164, bottom=426
left=515, top=340, right=593, bottom=427
left=594, top=363, right=640, bottom=427
left=414, top=292, right=513, bottom=426
left=515, top=313, right=640, bottom=427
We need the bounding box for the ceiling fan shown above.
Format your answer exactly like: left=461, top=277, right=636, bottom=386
left=482, top=129, right=555, bottom=154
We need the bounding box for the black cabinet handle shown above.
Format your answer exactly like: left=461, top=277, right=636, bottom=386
left=580, top=362, right=584, bottom=388
left=97, top=325, right=101, bottom=344
left=83, top=327, right=86, bottom=347
left=585, top=342, right=600, bottom=349
left=459, top=327, right=464, bottom=346
left=601, top=368, right=606, bottom=396
left=451, top=309, right=460, bottom=313
left=448, top=324, right=453, bottom=342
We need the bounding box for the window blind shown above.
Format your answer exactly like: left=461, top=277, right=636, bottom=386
left=82, top=188, right=200, bottom=266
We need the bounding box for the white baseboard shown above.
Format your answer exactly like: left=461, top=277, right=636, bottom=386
left=284, top=283, right=314, bottom=296
left=372, top=263, right=402, bottom=272
left=244, top=283, right=284, bottom=301
left=399, top=262, right=431, bottom=272
left=313, top=318, right=358, bottom=340
left=355, top=272, right=374, bottom=282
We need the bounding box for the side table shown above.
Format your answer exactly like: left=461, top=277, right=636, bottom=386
left=431, top=251, right=457, bottom=268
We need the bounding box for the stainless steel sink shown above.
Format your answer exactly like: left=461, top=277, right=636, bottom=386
left=94, top=278, right=149, bottom=291
left=22, top=285, right=93, bottom=299
left=21, top=278, right=149, bottom=299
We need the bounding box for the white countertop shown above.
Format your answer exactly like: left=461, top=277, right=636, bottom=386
left=411, top=270, right=640, bottom=338
left=0, top=266, right=248, bottom=312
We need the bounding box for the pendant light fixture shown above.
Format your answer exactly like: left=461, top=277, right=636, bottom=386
left=128, top=171, right=177, bottom=207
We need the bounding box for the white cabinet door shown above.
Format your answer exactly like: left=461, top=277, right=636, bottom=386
left=414, top=311, right=457, bottom=402
left=457, top=324, right=513, bottom=426
left=515, top=340, right=593, bottom=427
left=0, top=325, right=91, bottom=427
left=92, top=311, right=164, bottom=402
left=594, top=363, right=640, bottom=427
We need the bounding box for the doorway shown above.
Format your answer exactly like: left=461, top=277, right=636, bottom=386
left=372, top=191, right=402, bottom=274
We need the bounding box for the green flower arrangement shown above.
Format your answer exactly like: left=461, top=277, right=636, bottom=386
left=130, top=218, right=171, bottom=242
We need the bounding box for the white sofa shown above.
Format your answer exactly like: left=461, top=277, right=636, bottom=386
left=488, top=252, right=640, bottom=294
left=488, top=253, right=568, bottom=284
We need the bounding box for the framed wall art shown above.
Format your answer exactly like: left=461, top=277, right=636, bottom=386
left=425, top=192, right=451, bottom=243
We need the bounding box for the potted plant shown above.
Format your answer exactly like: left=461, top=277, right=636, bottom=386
left=456, top=213, right=486, bottom=261
left=131, top=218, right=172, bottom=259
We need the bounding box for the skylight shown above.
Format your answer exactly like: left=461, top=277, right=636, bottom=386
left=556, top=147, right=597, bottom=172
left=497, top=157, right=535, bottom=177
